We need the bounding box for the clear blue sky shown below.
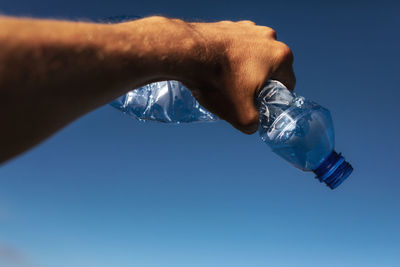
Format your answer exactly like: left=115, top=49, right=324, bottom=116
left=1, top=1, right=399, bottom=266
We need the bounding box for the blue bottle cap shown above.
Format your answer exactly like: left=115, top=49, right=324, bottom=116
left=313, top=151, right=353, bottom=189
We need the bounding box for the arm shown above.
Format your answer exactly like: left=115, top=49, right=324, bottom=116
left=0, top=16, right=295, bottom=164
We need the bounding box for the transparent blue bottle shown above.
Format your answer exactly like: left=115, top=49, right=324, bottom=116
left=111, top=80, right=353, bottom=189
left=256, top=80, right=353, bottom=189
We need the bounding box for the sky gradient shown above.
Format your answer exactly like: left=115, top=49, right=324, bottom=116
left=1, top=0, right=400, bottom=266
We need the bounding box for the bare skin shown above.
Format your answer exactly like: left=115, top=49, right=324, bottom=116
left=0, top=16, right=295, bottom=164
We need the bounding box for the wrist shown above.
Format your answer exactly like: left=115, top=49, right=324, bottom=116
left=109, top=16, right=208, bottom=85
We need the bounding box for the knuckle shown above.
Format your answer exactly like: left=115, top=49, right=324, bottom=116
left=147, top=16, right=184, bottom=25
left=274, top=42, right=294, bottom=63
left=145, top=16, right=166, bottom=23
left=238, top=20, right=256, bottom=25
left=219, top=20, right=233, bottom=24
left=149, top=16, right=169, bottom=21
left=265, top=27, right=277, bottom=38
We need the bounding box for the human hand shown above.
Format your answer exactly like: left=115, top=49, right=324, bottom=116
left=179, top=20, right=296, bottom=134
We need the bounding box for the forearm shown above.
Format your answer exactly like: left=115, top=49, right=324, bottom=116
left=0, top=16, right=204, bottom=163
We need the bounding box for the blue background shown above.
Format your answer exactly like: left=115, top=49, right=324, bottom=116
left=1, top=0, right=399, bottom=266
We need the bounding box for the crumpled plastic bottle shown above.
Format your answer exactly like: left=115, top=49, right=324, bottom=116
left=110, top=80, right=353, bottom=189
left=110, top=80, right=217, bottom=123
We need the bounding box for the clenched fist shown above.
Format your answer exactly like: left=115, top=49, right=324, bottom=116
left=183, top=19, right=296, bottom=133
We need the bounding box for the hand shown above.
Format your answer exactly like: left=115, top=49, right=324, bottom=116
left=180, top=20, right=296, bottom=134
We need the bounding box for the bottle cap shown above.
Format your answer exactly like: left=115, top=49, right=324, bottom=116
left=313, top=151, right=353, bottom=189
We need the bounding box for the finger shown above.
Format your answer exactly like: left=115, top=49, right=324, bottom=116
left=258, top=26, right=277, bottom=39
left=228, top=90, right=260, bottom=135
left=235, top=109, right=259, bottom=134
left=270, top=63, right=296, bottom=90
left=270, top=42, right=296, bottom=90
left=192, top=85, right=259, bottom=135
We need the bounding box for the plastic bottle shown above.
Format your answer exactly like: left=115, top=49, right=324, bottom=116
left=111, top=80, right=353, bottom=189
left=110, top=80, right=217, bottom=123
left=256, top=80, right=352, bottom=189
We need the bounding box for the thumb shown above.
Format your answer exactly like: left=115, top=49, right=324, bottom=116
left=185, top=82, right=259, bottom=134
left=229, top=93, right=260, bottom=134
